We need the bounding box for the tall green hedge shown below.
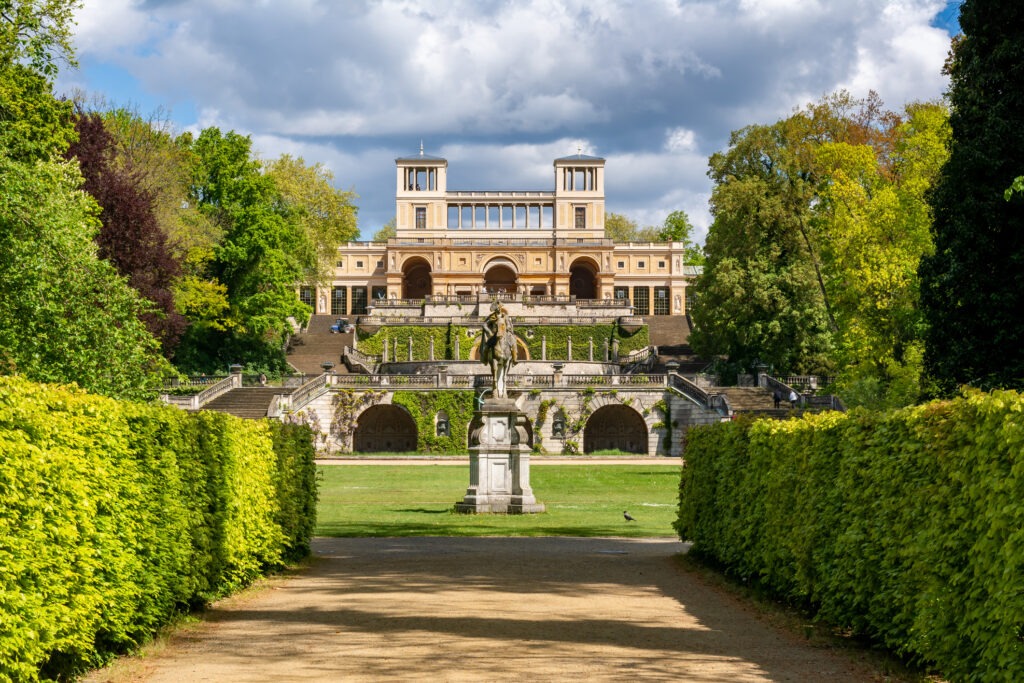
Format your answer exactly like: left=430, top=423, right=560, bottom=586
left=676, top=390, right=1024, bottom=681
left=0, top=376, right=317, bottom=681
left=391, top=390, right=475, bottom=454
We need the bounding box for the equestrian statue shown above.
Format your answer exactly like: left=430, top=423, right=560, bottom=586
left=480, top=302, right=517, bottom=399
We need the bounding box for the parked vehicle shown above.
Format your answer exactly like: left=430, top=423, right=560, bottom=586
left=330, top=318, right=353, bottom=333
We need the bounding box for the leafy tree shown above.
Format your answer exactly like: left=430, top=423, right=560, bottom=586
left=815, top=102, right=949, bottom=407
left=67, top=109, right=187, bottom=354
left=658, top=210, right=693, bottom=242
left=0, top=153, right=172, bottom=399
left=175, top=128, right=311, bottom=372
left=265, top=154, right=358, bottom=284
left=372, top=217, right=395, bottom=241
left=690, top=111, right=838, bottom=376
left=604, top=212, right=638, bottom=241
left=919, top=2, right=1024, bottom=394
left=0, top=0, right=79, bottom=77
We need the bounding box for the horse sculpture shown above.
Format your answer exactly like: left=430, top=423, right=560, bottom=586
left=480, top=303, right=517, bottom=399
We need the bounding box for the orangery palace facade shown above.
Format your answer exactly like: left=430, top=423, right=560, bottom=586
left=300, top=148, right=697, bottom=319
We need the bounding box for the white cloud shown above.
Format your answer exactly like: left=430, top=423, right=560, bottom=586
left=62, top=0, right=955, bottom=243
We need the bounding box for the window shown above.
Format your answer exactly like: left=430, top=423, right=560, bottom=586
left=336, top=260, right=344, bottom=268
left=372, top=286, right=387, bottom=302
left=534, top=257, right=542, bottom=265
left=299, top=286, right=314, bottom=308
left=331, top=286, right=347, bottom=315
left=658, top=260, right=666, bottom=269
left=614, top=286, right=629, bottom=303
left=632, top=286, right=650, bottom=315
left=416, top=206, right=426, bottom=229
left=654, top=287, right=670, bottom=315
left=574, top=206, right=586, bottom=229
left=356, top=260, right=364, bottom=269
left=351, top=287, right=368, bottom=315
left=459, top=257, right=467, bottom=265
left=377, top=260, right=384, bottom=268
left=637, top=260, right=646, bottom=269
left=617, top=260, right=625, bottom=269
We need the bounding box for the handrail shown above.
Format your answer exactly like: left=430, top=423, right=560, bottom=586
left=287, top=373, right=329, bottom=411
left=343, top=345, right=380, bottom=373
left=159, top=373, right=239, bottom=410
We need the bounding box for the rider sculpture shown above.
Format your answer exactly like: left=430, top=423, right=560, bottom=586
left=480, top=303, right=517, bottom=399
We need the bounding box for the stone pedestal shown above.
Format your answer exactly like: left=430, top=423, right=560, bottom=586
left=455, top=398, right=545, bottom=514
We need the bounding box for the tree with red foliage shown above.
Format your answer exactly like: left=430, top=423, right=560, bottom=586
left=66, top=110, right=186, bottom=355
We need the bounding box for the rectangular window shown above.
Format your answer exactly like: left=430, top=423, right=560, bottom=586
left=351, top=286, right=368, bottom=315
left=331, top=286, right=347, bottom=315
left=415, top=206, right=426, bottom=229
left=614, top=286, right=629, bottom=303
left=356, top=260, right=364, bottom=269
left=658, top=260, right=666, bottom=269
left=637, top=260, right=646, bottom=269
left=299, top=286, right=314, bottom=309
left=574, top=206, right=586, bottom=229
left=336, top=260, right=344, bottom=268
left=617, top=260, right=625, bottom=269
left=632, top=286, right=650, bottom=315
left=371, top=286, right=387, bottom=303
left=448, top=205, right=459, bottom=228
left=377, top=260, right=384, bottom=268
left=653, top=287, right=670, bottom=315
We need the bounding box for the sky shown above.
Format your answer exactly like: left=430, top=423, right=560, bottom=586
left=56, top=0, right=963, bottom=243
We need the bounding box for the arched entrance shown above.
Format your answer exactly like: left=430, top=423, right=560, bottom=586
left=583, top=404, right=647, bottom=454
left=353, top=405, right=417, bottom=452
left=483, top=258, right=518, bottom=294
left=569, top=259, right=598, bottom=300
left=402, top=258, right=432, bottom=299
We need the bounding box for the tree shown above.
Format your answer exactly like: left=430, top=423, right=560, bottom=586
left=689, top=113, right=838, bottom=376
left=372, top=217, right=395, bottom=241
left=815, top=102, right=949, bottom=407
left=919, top=2, right=1024, bottom=394
left=0, top=0, right=79, bottom=77
left=265, top=154, right=358, bottom=284
left=175, top=127, right=311, bottom=372
left=604, top=212, right=639, bottom=241
left=658, top=210, right=693, bottom=242
left=0, top=153, right=172, bottom=399
left=67, top=109, right=187, bottom=354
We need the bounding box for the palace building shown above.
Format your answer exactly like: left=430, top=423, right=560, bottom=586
left=300, top=147, right=697, bottom=318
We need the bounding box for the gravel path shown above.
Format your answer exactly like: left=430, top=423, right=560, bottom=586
left=86, top=537, right=879, bottom=682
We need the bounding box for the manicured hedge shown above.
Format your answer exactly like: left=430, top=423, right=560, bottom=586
left=0, top=376, right=317, bottom=682
left=676, top=391, right=1024, bottom=682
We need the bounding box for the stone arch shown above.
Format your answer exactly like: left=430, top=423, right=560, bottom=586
left=569, top=257, right=600, bottom=300
left=483, top=257, right=518, bottom=294
left=353, top=404, right=417, bottom=452
left=583, top=404, right=647, bottom=454
left=402, top=257, right=432, bottom=299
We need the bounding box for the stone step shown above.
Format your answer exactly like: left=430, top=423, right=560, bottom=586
left=202, top=387, right=285, bottom=419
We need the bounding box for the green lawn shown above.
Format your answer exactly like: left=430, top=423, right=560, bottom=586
left=315, top=464, right=682, bottom=537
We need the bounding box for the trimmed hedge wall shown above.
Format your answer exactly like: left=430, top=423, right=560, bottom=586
left=391, top=390, right=475, bottom=454
left=0, top=376, right=317, bottom=681
left=676, top=391, right=1024, bottom=682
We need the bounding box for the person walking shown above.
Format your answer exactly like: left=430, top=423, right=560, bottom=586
left=772, top=389, right=782, bottom=409
left=788, top=389, right=798, bottom=409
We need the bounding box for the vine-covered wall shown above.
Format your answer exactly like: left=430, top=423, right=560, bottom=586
left=391, top=390, right=476, bottom=453
left=358, top=322, right=648, bottom=362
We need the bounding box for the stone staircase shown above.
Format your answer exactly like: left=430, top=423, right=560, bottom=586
left=643, top=316, right=708, bottom=374
left=201, top=387, right=284, bottom=419
left=287, top=314, right=352, bottom=375
left=717, top=386, right=807, bottom=419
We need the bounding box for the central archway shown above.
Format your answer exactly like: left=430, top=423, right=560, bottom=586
left=583, top=404, right=647, bottom=454
left=353, top=404, right=417, bottom=452
left=483, top=258, right=518, bottom=294
left=569, top=258, right=598, bottom=300
left=402, top=258, right=432, bottom=299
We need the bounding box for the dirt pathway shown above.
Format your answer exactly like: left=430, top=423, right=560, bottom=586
left=87, top=537, right=879, bottom=682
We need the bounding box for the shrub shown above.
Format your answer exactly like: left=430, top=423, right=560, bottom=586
left=676, top=391, right=1024, bottom=681
left=0, top=375, right=316, bottom=681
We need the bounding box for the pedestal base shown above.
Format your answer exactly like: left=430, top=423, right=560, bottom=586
left=455, top=398, right=544, bottom=515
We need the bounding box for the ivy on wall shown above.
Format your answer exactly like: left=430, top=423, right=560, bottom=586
left=391, top=390, right=475, bottom=454
left=330, top=389, right=385, bottom=451
left=358, top=322, right=648, bottom=362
